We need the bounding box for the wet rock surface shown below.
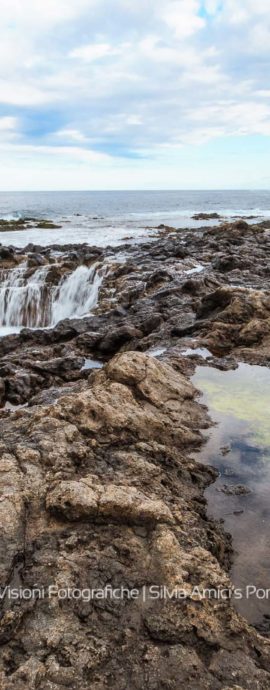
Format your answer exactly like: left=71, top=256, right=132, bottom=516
left=0, top=220, right=270, bottom=688
left=192, top=212, right=222, bottom=221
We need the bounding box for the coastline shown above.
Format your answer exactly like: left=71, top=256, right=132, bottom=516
left=0, top=218, right=270, bottom=687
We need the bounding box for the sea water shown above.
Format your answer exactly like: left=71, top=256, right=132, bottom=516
left=0, top=189, right=269, bottom=248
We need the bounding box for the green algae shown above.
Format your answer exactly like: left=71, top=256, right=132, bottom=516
left=193, top=363, right=270, bottom=449
left=36, top=221, right=62, bottom=229
left=0, top=218, right=61, bottom=231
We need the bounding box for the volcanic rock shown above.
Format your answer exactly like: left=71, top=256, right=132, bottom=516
left=0, top=352, right=268, bottom=688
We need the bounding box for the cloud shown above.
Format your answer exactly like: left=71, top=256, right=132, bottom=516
left=0, top=0, right=269, bottom=188
left=188, top=101, right=270, bottom=138
left=0, top=142, right=112, bottom=167
left=0, top=116, right=18, bottom=131
left=126, top=115, right=143, bottom=125
left=203, top=0, right=222, bottom=15
left=160, top=0, right=206, bottom=37
left=0, top=80, right=57, bottom=106
left=0, top=0, right=96, bottom=28
left=0, top=116, right=19, bottom=145
left=55, top=128, right=89, bottom=142
left=220, top=0, right=270, bottom=24
left=69, top=43, right=113, bottom=62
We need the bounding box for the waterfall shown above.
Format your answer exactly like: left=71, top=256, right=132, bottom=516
left=51, top=263, right=103, bottom=325
left=0, top=261, right=103, bottom=332
left=0, top=263, right=50, bottom=329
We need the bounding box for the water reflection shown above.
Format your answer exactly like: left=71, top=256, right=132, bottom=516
left=82, top=358, right=103, bottom=370
left=182, top=346, right=212, bottom=359
left=192, top=363, right=270, bottom=626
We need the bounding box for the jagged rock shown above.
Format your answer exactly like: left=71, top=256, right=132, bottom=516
left=219, top=484, right=252, bottom=496
left=0, top=454, right=25, bottom=583
left=197, top=287, right=235, bottom=319
left=193, top=212, right=221, bottom=220
left=47, top=477, right=174, bottom=525
left=147, top=268, right=173, bottom=286
left=5, top=372, right=43, bottom=405
left=0, top=377, right=5, bottom=406
left=27, top=253, right=47, bottom=268
left=29, top=355, right=84, bottom=377
left=29, top=382, right=83, bottom=407
left=209, top=649, right=270, bottom=688
left=140, top=314, right=163, bottom=335
left=75, top=331, right=102, bottom=349
left=212, top=254, right=238, bottom=272
left=0, top=246, right=15, bottom=260
left=0, top=351, right=268, bottom=688
left=98, top=325, right=143, bottom=353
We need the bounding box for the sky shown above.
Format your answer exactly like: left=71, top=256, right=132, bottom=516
left=0, top=0, right=270, bottom=190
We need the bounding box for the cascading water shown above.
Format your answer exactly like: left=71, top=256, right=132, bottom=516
left=51, top=263, right=103, bottom=325
left=0, top=261, right=104, bottom=334
left=0, top=263, right=50, bottom=330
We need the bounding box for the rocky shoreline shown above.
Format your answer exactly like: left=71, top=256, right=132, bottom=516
left=0, top=219, right=270, bottom=688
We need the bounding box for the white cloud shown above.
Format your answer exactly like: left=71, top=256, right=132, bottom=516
left=102, top=113, right=143, bottom=133
left=203, top=0, right=221, bottom=14
left=0, top=117, right=19, bottom=147
left=55, top=128, right=89, bottom=142
left=0, top=142, right=112, bottom=166
left=189, top=100, right=270, bottom=137
left=248, top=24, right=270, bottom=52
left=182, top=62, right=222, bottom=83
left=160, top=0, right=205, bottom=37
left=0, top=0, right=95, bottom=28
left=221, top=0, right=270, bottom=24
left=70, top=43, right=113, bottom=62
left=0, top=116, right=18, bottom=131
left=0, top=80, right=56, bottom=106
left=0, top=0, right=269, bottom=188
left=126, top=115, right=143, bottom=125
left=256, top=90, right=270, bottom=98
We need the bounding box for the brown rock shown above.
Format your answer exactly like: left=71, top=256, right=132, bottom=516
left=0, top=347, right=269, bottom=688
left=47, top=477, right=174, bottom=525
left=0, top=377, right=5, bottom=406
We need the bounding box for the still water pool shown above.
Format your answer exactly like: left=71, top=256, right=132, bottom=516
left=192, top=363, right=270, bottom=626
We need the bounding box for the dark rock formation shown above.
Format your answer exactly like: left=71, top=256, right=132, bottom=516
left=192, top=212, right=221, bottom=220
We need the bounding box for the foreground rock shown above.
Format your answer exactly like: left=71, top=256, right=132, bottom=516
left=0, top=352, right=269, bottom=689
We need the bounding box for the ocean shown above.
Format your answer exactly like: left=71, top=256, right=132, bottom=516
left=0, top=189, right=269, bottom=248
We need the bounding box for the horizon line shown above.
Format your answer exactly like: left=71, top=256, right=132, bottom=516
left=0, top=188, right=269, bottom=194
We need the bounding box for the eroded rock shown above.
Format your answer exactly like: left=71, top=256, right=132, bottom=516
left=0, top=352, right=268, bottom=688
left=47, top=478, right=174, bottom=525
